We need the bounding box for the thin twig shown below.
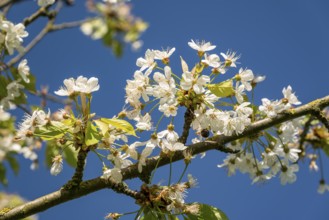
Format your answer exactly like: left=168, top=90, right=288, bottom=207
left=299, top=116, right=314, bottom=149
left=6, top=17, right=94, bottom=68
left=50, top=18, right=93, bottom=32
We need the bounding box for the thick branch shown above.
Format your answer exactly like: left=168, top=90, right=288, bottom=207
left=1, top=95, right=329, bottom=220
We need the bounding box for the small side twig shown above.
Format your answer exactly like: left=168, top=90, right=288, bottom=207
left=105, top=180, right=145, bottom=200
left=299, top=115, right=314, bottom=149
left=32, top=91, right=73, bottom=106
left=63, top=148, right=89, bottom=189
left=178, top=108, right=195, bottom=145
left=50, top=18, right=92, bottom=31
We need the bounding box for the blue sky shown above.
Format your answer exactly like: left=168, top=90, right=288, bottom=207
left=2, top=0, right=329, bottom=219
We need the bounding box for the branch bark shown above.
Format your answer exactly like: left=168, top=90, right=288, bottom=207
left=1, top=95, right=329, bottom=220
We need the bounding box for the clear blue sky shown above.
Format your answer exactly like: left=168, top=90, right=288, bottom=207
left=2, top=0, right=329, bottom=219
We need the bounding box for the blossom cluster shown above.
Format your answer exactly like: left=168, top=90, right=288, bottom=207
left=120, top=39, right=308, bottom=188
left=80, top=0, right=147, bottom=53
left=219, top=118, right=303, bottom=185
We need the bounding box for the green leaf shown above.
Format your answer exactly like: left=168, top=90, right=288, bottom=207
left=100, top=118, right=137, bottom=136
left=45, top=141, right=60, bottom=168
left=33, top=123, right=68, bottom=141
left=63, top=146, right=78, bottom=168
left=206, top=79, right=234, bottom=98
left=94, top=119, right=109, bottom=136
left=186, top=203, right=228, bottom=220
left=6, top=154, right=19, bottom=175
left=85, top=121, right=101, bottom=146
left=0, top=163, right=8, bottom=186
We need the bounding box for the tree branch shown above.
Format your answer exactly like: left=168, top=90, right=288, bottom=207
left=1, top=95, right=329, bottom=220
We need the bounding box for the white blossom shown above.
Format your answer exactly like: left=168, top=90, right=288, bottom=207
left=102, top=168, right=122, bottom=183
left=259, top=98, right=283, bottom=118
left=50, top=155, right=63, bottom=176
left=218, top=154, right=241, bottom=176
left=18, top=59, right=30, bottom=83
left=202, top=53, right=220, bottom=68
left=136, top=49, right=156, bottom=71
left=180, top=72, right=210, bottom=94
left=220, top=50, right=240, bottom=68
left=157, top=125, right=179, bottom=143
left=135, top=113, right=152, bottom=131
left=235, top=82, right=245, bottom=104
left=158, top=102, right=178, bottom=117
left=188, top=40, right=216, bottom=55
left=279, top=163, right=299, bottom=185
left=161, top=139, right=187, bottom=152
left=154, top=47, right=175, bottom=64
left=236, top=68, right=254, bottom=91
left=0, top=20, right=28, bottom=55
left=282, top=85, right=301, bottom=108
left=55, top=76, right=99, bottom=96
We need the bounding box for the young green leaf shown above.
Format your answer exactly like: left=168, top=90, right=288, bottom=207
left=63, top=145, right=78, bottom=168
left=85, top=121, right=101, bottom=146
left=33, top=124, right=67, bottom=141
left=186, top=203, right=228, bottom=220
left=100, top=118, right=137, bottom=136
left=207, top=79, right=234, bottom=98
left=94, top=119, right=109, bottom=136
